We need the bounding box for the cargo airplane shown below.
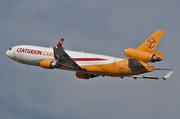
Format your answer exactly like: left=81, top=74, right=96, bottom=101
left=6, top=30, right=173, bottom=80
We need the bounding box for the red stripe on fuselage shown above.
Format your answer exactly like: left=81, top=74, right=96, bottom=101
left=72, top=58, right=107, bottom=61
left=35, top=58, right=107, bottom=62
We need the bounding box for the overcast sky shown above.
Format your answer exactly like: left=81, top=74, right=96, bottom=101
left=1, top=0, right=180, bottom=119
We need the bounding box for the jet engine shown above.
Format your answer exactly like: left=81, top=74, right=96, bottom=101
left=40, top=59, right=58, bottom=69
left=125, top=48, right=164, bottom=63
left=76, top=72, right=98, bottom=79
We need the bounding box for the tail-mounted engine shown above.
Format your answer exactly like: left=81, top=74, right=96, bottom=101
left=125, top=48, right=164, bottom=63
left=40, top=59, right=58, bottom=69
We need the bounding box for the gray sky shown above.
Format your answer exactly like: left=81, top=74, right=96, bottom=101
left=1, top=0, right=180, bottom=119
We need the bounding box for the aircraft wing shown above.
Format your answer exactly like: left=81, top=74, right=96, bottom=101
left=131, top=71, right=173, bottom=81
left=128, top=58, right=145, bottom=70
left=53, top=39, right=86, bottom=71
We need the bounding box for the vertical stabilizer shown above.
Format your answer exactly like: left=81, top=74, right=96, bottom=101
left=137, top=30, right=165, bottom=51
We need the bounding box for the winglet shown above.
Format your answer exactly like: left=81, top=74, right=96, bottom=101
left=56, top=38, right=64, bottom=47
left=163, top=71, right=173, bottom=81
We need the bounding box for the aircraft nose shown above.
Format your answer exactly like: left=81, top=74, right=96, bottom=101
left=6, top=50, right=11, bottom=57
left=6, top=48, right=14, bottom=59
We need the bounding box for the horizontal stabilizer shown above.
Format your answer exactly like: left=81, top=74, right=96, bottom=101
left=131, top=71, right=173, bottom=81
left=154, top=68, right=173, bottom=70
left=163, top=71, right=173, bottom=80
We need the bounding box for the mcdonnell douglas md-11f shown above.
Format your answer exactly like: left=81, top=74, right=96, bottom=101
left=6, top=30, right=173, bottom=80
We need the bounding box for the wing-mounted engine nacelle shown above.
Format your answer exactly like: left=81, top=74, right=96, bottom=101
left=124, top=48, right=164, bottom=63
left=76, top=72, right=99, bottom=79
left=40, top=59, right=58, bottom=69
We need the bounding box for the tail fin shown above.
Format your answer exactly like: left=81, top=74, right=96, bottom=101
left=137, top=30, right=165, bottom=51
left=125, top=30, right=165, bottom=62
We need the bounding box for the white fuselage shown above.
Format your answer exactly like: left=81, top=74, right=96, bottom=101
left=6, top=45, right=124, bottom=67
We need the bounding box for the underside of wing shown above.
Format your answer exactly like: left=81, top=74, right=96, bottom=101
left=128, top=58, right=145, bottom=70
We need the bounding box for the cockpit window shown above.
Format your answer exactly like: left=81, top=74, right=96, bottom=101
left=9, top=48, right=12, bottom=50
